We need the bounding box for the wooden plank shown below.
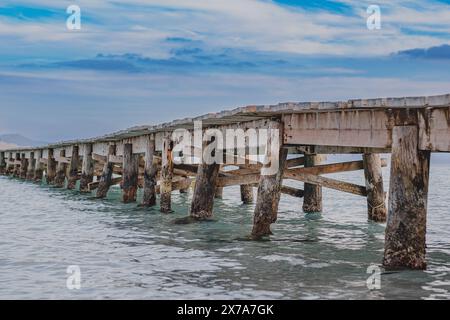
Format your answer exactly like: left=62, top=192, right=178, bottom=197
left=283, top=110, right=392, bottom=148
left=286, top=171, right=367, bottom=196
left=281, top=185, right=304, bottom=198
left=284, top=159, right=387, bottom=177
left=92, top=153, right=107, bottom=163
left=54, top=156, right=71, bottom=164
left=418, top=107, right=450, bottom=152
left=109, top=154, right=123, bottom=164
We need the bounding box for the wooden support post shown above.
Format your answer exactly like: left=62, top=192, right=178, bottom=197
left=46, top=149, right=57, bottom=184
left=302, top=154, right=323, bottom=213
left=34, top=150, right=44, bottom=182
left=252, top=121, right=287, bottom=238
left=214, top=187, right=223, bottom=199
left=13, top=153, right=20, bottom=177
left=80, top=144, right=94, bottom=193
left=19, top=153, right=28, bottom=179
left=0, top=151, right=6, bottom=175
left=240, top=185, right=254, bottom=204
left=67, top=146, right=80, bottom=190
left=122, top=143, right=139, bottom=203
left=363, top=153, right=387, bottom=222
left=160, top=135, right=174, bottom=213
left=54, top=150, right=67, bottom=188
left=190, top=136, right=221, bottom=220
left=142, top=136, right=157, bottom=207
left=7, top=153, right=14, bottom=175
left=26, top=152, right=36, bottom=180
left=96, top=144, right=116, bottom=198
left=383, top=126, right=430, bottom=270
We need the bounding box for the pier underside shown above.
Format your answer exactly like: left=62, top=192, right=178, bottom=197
left=2, top=94, right=450, bottom=270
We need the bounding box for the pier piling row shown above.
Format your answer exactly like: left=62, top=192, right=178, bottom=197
left=2, top=94, right=450, bottom=270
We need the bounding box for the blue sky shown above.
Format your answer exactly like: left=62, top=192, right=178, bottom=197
left=1, top=0, right=450, bottom=141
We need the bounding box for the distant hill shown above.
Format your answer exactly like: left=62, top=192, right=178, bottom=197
left=0, top=141, right=18, bottom=150
left=0, top=134, right=48, bottom=148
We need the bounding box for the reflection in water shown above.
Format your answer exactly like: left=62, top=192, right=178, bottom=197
left=0, top=163, right=449, bottom=299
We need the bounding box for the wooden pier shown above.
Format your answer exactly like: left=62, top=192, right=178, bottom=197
left=1, top=93, right=450, bottom=270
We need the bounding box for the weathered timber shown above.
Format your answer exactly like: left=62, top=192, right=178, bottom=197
left=281, top=185, right=304, bottom=198
left=13, top=153, right=20, bottom=177
left=190, top=138, right=221, bottom=220
left=383, top=126, right=430, bottom=270
left=303, top=154, right=323, bottom=213
left=285, top=170, right=367, bottom=196
left=67, top=146, right=80, bottom=189
left=214, top=187, right=223, bottom=199
left=240, top=185, right=254, bottom=204
left=160, top=135, right=173, bottom=213
left=363, top=153, right=387, bottom=222
left=96, top=144, right=116, bottom=198
left=252, top=121, right=287, bottom=238
left=19, top=154, right=28, bottom=179
left=33, top=150, right=44, bottom=182
left=54, top=150, right=67, bottom=188
left=122, top=143, right=139, bottom=203
left=285, top=159, right=387, bottom=177
left=0, top=152, right=5, bottom=175
left=80, top=144, right=94, bottom=193
left=142, top=136, right=157, bottom=207
left=26, top=152, right=36, bottom=180
left=46, top=149, right=57, bottom=184
left=89, top=177, right=122, bottom=191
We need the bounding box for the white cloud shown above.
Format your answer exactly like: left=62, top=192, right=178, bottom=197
left=1, top=0, right=449, bottom=58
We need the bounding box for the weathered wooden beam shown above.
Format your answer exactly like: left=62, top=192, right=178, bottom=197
left=46, top=149, right=57, bottom=184
left=252, top=121, right=287, bottom=238
left=383, top=126, right=430, bottom=270
left=0, top=151, right=6, bottom=175
left=26, top=152, right=36, bottom=180
left=19, top=153, right=28, bottom=179
left=303, top=154, right=323, bottom=213
left=216, top=173, right=260, bottom=188
left=363, top=153, right=387, bottom=222
left=122, top=143, right=139, bottom=203
left=285, top=170, right=367, bottom=196
left=240, top=185, right=254, bottom=204
left=418, top=107, right=450, bottom=152
left=80, top=144, right=94, bottom=193
left=92, top=153, right=107, bottom=163
left=88, top=177, right=122, bottom=191
left=160, top=135, right=173, bottom=213
left=281, top=185, right=304, bottom=198
left=214, top=187, right=223, bottom=199
left=142, top=135, right=157, bottom=207
left=33, top=150, right=44, bottom=182
left=96, top=144, right=116, bottom=198
left=67, top=146, right=80, bottom=189
left=54, top=150, right=67, bottom=188
left=295, top=145, right=390, bottom=155
left=190, top=137, right=221, bottom=220
left=109, top=155, right=123, bottom=164
left=54, top=156, right=71, bottom=164
left=285, top=159, right=387, bottom=177
left=6, top=153, right=14, bottom=175
left=13, top=153, right=20, bottom=177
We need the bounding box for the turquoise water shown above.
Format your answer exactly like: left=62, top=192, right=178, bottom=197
left=0, top=161, right=449, bottom=299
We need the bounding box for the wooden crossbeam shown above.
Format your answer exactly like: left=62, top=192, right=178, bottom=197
left=285, top=159, right=386, bottom=177
left=54, top=156, right=71, bottom=164
left=92, top=153, right=107, bottom=163
left=285, top=172, right=367, bottom=196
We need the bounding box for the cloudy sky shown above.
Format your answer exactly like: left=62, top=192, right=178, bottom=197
left=1, top=0, right=450, bottom=142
